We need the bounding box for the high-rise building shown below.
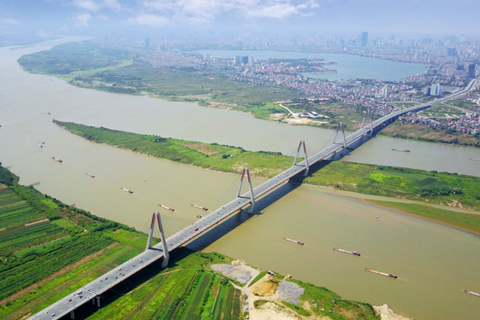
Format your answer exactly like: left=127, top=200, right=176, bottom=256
left=361, top=32, right=368, bottom=47
left=144, top=38, right=150, bottom=48
left=203, top=53, right=211, bottom=61
left=381, top=85, right=389, bottom=98
left=234, top=56, right=241, bottom=65
left=241, top=56, right=249, bottom=64
left=430, top=83, right=443, bottom=97
left=248, top=56, right=254, bottom=67
left=468, top=63, right=476, bottom=78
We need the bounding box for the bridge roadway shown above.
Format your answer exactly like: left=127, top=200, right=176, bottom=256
left=29, top=79, right=477, bottom=320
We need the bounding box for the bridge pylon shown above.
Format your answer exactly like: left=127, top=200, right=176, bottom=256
left=237, top=168, right=256, bottom=213
left=333, top=122, right=347, bottom=152
left=361, top=109, right=374, bottom=135
left=146, top=212, right=169, bottom=268
left=292, top=140, right=309, bottom=176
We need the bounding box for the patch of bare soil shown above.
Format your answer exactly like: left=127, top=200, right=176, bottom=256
left=182, top=143, right=220, bottom=156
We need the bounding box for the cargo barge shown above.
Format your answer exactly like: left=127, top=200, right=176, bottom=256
left=391, top=149, right=410, bottom=152
left=85, top=173, right=95, bottom=178
left=120, top=187, right=133, bottom=194
left=158, top=204, right=174, bottom=211
left=333, top=247, right=360, bottom=256
left=283, top=237, right=304, bottom=245
left=191, top=204, right=208, bottom=211
left=52, top=157, right=62, bottom=163
left=365, top=268, right=397, bottom=279
left=464, top=290, right=480, bottom=297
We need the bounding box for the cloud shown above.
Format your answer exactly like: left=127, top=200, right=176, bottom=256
left=74, top=13, right=92, bottom=27
left=1, top=18, right=20, bottom=24
left=104, top=0, right=122, bottom=11
left=73, top=0, right=100, bottom=11
left=128, top=14, right=169, bottom=26
left=72, top=0, right=122, bottom=12
left=139, top=0, right=319, bottom=25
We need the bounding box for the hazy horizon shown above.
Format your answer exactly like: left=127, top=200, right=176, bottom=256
left=0, top=0, right=479, bottom=37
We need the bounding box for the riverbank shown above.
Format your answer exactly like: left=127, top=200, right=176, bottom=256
left=0, top=164, right=383, bottom=320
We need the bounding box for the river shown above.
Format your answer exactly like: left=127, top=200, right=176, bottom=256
left=1, top=39, right=480, bottom=320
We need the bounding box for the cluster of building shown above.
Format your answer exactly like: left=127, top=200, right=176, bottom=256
left=399, top=112, right=480, bottom=135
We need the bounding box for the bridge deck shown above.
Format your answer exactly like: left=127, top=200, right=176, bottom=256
left=29, top=80, right=477, bottom=320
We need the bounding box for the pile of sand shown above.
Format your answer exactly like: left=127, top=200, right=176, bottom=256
left=211, top=262, right=255, bottom=284
left=374, top=304, right=411, bottom=320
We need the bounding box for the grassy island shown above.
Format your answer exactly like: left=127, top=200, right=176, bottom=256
left=54, top=120, right=480, bottom=235
left=0, top=164, right=380, bottom=319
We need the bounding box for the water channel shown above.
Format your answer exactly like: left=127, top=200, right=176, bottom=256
left=1, top=39, right=480, bottom=319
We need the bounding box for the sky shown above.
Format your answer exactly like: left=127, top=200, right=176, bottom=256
left=0, top=0, right=479, bottom=36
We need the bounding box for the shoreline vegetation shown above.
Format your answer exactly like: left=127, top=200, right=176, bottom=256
left=0, top=164, right=383, bottom=320
left=54, top=120, right=480, bottom=236
left=17, top=41, right=480, bottom=148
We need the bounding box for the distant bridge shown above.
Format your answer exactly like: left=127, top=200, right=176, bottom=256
left=29, top=79, right=477, bottom=320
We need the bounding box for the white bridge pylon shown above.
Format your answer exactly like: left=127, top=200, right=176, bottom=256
left=237, top=168, right=256, bottom=214
left=333, top=122, right=347, bottom=153
left=292, top=140, right=309, bottom=176
left=146, top=212, right=169, bottom=268
left=361, top=109, right=374, bottom=135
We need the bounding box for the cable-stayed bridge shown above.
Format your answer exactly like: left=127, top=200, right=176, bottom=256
left=29, top=79, right=477, bottom=319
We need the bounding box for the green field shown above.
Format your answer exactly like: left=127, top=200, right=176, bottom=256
left=54, top=120, right=294, bottom=178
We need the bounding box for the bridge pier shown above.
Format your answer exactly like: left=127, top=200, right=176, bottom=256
left=333, top=123, right=347, bottom=153
left=292, top=141, right=309, bottom=176
left=96, top=296, right=101, bottom=308
left=156, top=212, right=169, bottom=268
left=145, top=212, right=169, bottom=267
left=237, top=168, right=256, bottom=213
left=70, top=310, right=75, bottom=319
left=361, top=109, right=374, bottom=136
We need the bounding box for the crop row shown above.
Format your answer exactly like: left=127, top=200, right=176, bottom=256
left=0, top=221, right=65, bottom=256
left=0, top=233, right=113, bottom=300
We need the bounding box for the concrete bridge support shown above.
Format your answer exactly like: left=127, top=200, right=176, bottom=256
left=145, top=212, right=170, bottom=267
left=333, top=122, right=347, bottom=153
left=70, top=310, right=75, bottom=319
left=292, top=141, right=310, bottom=176
left=361, top=109, right=374, bottom=135
left=237, top=168, right=256, bottom=213
left=96, top=296, right=100, bottom=308
left=156, top=212, right=169, bottom=267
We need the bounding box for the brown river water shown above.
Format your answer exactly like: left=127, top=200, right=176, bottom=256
left=1, top=38, right=479, bottom=319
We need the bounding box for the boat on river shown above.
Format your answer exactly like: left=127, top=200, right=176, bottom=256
left=37, top=143, right=43, bottom=148
left=191, top=204, right=208, bottom=211
left=85, top=173, right=95, bottom=178
left=158, top=204, right=174, bottom=211
left=283, top=237, right=304, bottom=245
left=120, top=187, right=133, bottom=194
left=52, top=157, right=62, bottom=163
left=464, top=289, right=480, bottom=297
left=365, top=268, right=397, bottom=279
left=333, top=247, right=360, bottom=256
left=391, top=149, right=410, bottom=152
